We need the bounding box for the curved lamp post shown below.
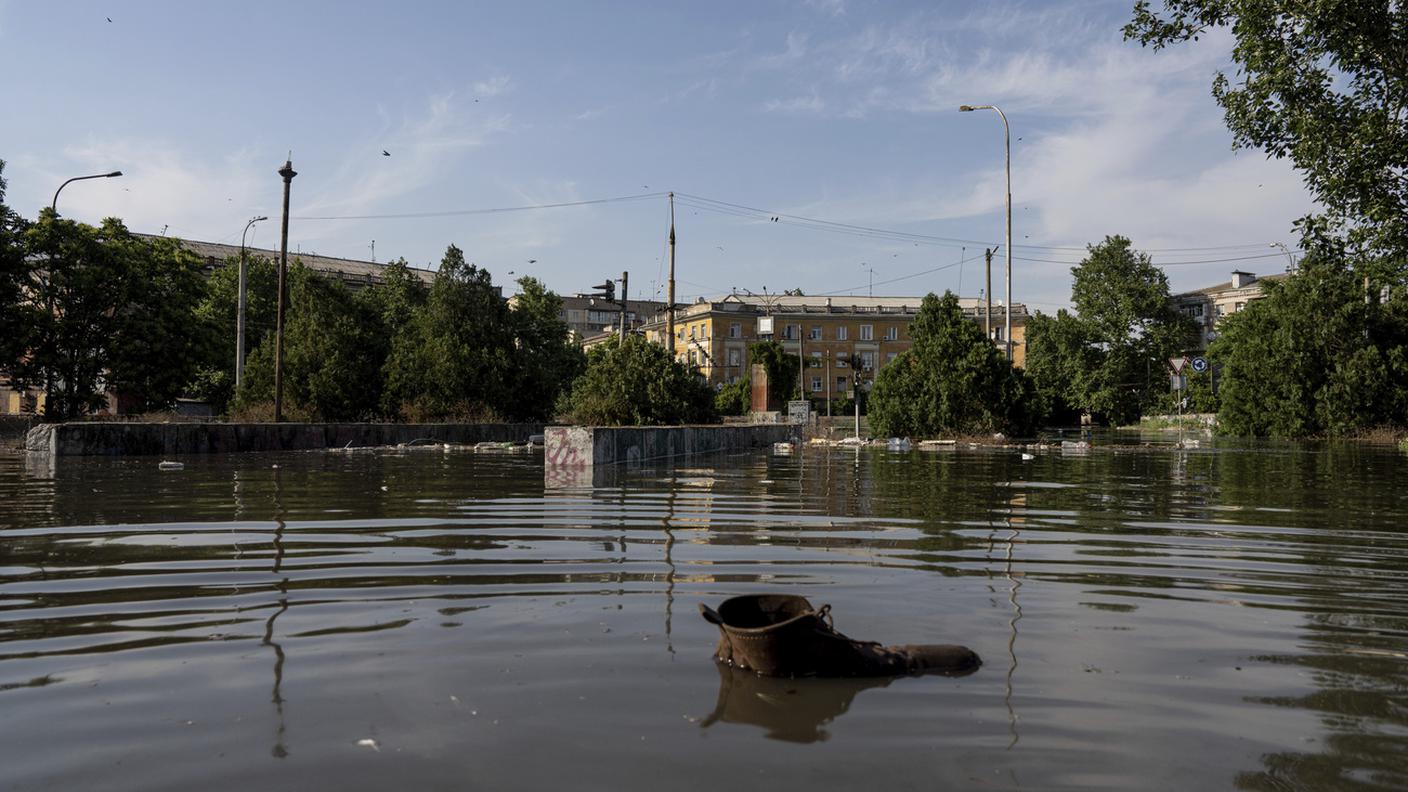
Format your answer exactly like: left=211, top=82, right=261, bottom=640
left=236, top=215, right=269, bottom=392
left=52, top=171, right=123, bottom=214
left=959, top=104, right=1013, bottom=361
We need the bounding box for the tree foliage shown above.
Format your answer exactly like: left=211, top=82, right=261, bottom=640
left=508, top=276, right=586, bottom=421
left=868, top=291, right=1036, bottom=437
left=747, top=339, right=799, bottom=401
left=15, top=211, right=204, bottom=419
left=381, top=245, right=516, bottom=420
left=1213, top=235, right=1408, bottom=436
left=0, top=160, right=31, bottom=382
left=1025, top=236, right=1196, bottom=425
left=1126, top=1, right=1408, bottom=285
left=237, top=262, right=387, bottom=421
left=562, top=336, right=718, bottom=426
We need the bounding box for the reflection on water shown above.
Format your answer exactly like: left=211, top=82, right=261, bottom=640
left=700, top=663, right=897, bottom=743
left=0, top=442, right=1406, bottom=791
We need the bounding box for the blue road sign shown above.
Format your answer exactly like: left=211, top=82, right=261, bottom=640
left=1191, top=357, right=1209, bottom=373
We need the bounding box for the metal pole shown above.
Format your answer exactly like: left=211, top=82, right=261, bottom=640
left=51, top=171, right=122, bottom=214
left=619, top=271, right=628, bottom=343
left=997, top=106, right=1012, bottom=362
left=667, top=192, right=676, bottom=355
left=274, top=160, right=296, bottom=423
left=959, top=104, right=1012, bottom=361
left=985, top=247, right=993, bottom=341
left=236, top=215, right=268, bottom=394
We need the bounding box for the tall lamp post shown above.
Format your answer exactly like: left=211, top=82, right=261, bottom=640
left=52, top=171, right=123, bottom=214
left=1269, top=241, right=1295, bottom=272
left=236, top=215, right=269, bottom=394
left=959, top=104, right=1013, bottom=361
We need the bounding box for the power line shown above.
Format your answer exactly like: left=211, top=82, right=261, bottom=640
left=292, top=192, right=667, bottom=221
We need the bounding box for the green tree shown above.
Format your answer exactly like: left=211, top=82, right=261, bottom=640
left=1213, top=238, right=1408, bottom=436
left=18, top=212, right=202, bottom=419
left=1025, top=236, right=1195, bottom=425
left=715, top=378, right=751, bottom=416
left=562, top=336, right=718, bottom=426
left=104, top=234, right=206, bottom=413
left=868, top=291, right=1035, bottom=437
left=0, top=160, right=31, bottom=382
left=1127, top=2, right=1408, bottom=286
left=508, top=276, right=585, bottom=421
left=237, top=262, right=387, bottom=420
left=188, top=252, right=279, bottom=411
left=747, top=340, right=799, bottom=401
left=1023, top=309, right=1097, bottom=423
left=382, top=244, right=515, bottom=419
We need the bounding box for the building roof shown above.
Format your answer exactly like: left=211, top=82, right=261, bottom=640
left=1174, top=271, right=1289, bottom=298
left=137, top=233, right=438, bottom=286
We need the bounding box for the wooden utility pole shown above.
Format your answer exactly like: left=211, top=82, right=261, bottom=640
left=274, top=158, right=297, bottom=423
left=619, top=271, right=629, bottom=343
left=985, top=247, right=994, bottom=341
left=667, top=192, right=676, bottom=355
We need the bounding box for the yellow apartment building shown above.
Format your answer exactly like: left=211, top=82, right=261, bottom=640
left=637, top=293, right=1027, bottom=397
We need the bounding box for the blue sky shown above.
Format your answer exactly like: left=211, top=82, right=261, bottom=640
left=0, top=0, right=1315, bottom=311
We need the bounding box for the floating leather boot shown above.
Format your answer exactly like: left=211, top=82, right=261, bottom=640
left=699, top=594, right=980, bottom=678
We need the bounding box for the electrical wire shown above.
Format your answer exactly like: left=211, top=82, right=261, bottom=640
left=291, top=192, right=667, bottom=221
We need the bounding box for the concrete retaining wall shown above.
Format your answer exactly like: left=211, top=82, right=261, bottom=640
left=25, top=422, right=544, bottom=457
left=544, top=423, right=800, bottom=469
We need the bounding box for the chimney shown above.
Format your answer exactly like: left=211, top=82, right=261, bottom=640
left=1231, top=270, right=1257, bottom=289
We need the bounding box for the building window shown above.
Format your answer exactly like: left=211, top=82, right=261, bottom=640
left=835, top=354, right=848, bottom=368
left=884, top=326, right=898, bottom=341
left=992, top=327, right=1003, bottom=342
left=811, top=377, right=822, bottom=392
left=859, top=351, right=875, bottom=371
left=810, top=325, right=822, bottom=340
left=1181, top=303, right=1204, bottom=318
left=729, top=322, right=741, bottom=338
left=782, top=324, right=798, bottom=340
left=836, top=326, right=848, bottom=341
left=809, top=351, right=823, bottom=367
left=885, top=352, right=898, bottom=365
left=727, top=349, right=741, bottom=367
left=1216, top=305, right=1226, bottom=318
left=1235, top=302, right=1246, bottom=312
left=860, top=324, right=874, bottom=341
left=836, top=376, right=849, bottom=391
left=689, top=326, right=696, bottom=339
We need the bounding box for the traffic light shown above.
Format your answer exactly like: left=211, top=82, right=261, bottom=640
left=592, top=279, right=616, bottom=302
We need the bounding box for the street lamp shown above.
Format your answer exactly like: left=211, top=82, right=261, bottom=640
left=52, top=170, right=123, bottom=214
left=959, top=104, right=1013, bottom=361
left=235, top=215, right=269, bottom=393
left=1269, top=241, right=1296, bottom=272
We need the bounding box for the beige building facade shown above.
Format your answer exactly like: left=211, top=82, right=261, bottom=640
left=637, top=293, right=1027, bottom=396
left=1172, top=269, right=1288, bottom=351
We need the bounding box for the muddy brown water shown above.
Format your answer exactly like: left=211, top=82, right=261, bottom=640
left=1, top=442, right=1405, bottom=791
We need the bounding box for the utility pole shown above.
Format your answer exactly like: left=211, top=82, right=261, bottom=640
left=985, top=247, right=994, bottom=341
left=619, top=271, right=629, bottom=343
left=667, top=192, right=677, bottom=356
left=274, top=159, right=296, bottom=423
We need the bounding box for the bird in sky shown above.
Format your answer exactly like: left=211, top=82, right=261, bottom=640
left=527, top=259, right=537, bottom=264
left=106, top=17, right=112, bottom=22
left=382, top=150, right=390, bottom=156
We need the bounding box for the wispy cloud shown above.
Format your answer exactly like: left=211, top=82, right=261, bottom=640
left=472, top=74, right=513, bottom=97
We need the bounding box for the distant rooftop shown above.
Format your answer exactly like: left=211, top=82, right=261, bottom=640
left=137, top=233, right=438, bottom=287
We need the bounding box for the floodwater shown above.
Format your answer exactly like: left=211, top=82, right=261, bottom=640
left=1, top=441, right=1406, bottom=791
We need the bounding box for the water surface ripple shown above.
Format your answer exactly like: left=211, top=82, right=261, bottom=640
left=1, top=444, right=1405, bottom=791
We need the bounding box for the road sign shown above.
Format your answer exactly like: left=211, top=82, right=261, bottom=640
left=1170, top=374, right=1186, bottom=391
left=1169, top=356, right=1188, bottom=374
left=1190, top=356, right=1209, bottom=373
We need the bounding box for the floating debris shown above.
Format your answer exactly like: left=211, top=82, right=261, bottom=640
left=157, top=461, right=184, bottom=471
left=356, top=738, right=380, bottom=752
left=771, top=442, right=795, bottom=455
left=1021, top=452, right=1035, bottom=461
left=886, top=438, right=912, bottom=452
